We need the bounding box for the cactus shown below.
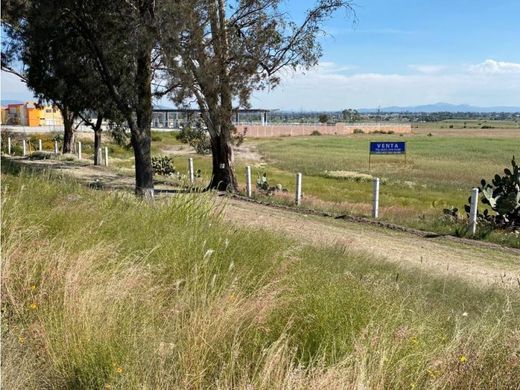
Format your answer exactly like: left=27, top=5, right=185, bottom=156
left=256, top=172, right=286, bottom=195
left=465, top=156, right=520, bottom=229
left=152, top=156, right=176, bottom=176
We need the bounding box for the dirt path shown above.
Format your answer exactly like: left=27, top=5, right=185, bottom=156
left=8, top=156, right=520, bottom=289
left=217, top=197, right=520, bottom=289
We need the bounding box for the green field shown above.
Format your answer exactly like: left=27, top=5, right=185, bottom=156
left=249, top=130, right=519, bottom=247
left=2, top=168, right=520, bottom=389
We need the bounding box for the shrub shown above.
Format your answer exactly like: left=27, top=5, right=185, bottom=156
left=353, top=128, right=364, bottom=134
left=151, top=155, right=176, bottom=176
left=310, top=130, right=321, bottom=136
left=176, top=121, right=211, bottom=155
left=28, top=151, right=52, bottom=160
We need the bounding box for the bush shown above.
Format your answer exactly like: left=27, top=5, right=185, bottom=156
left=310, top=130, right=321, bottom=136
left=151, top=155, right=176, bottom=176
left=28, top=151, right=52, bottom=160
left=176, top=121, right=211, bottom=155
left=353, top=129, right=364, bottom=134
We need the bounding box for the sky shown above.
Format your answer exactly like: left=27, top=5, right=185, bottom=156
left=2, top=0, right=520, bottom=110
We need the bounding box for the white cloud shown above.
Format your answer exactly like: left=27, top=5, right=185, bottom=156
left=3, top=59, right=520, bottom=111
left=252, top=59, right=520, bottom=110
left=469, top=59, right=520, bottom=75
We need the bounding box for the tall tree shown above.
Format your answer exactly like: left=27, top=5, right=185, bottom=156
left=342, top=108, right=361, bottom=122
left=159, top=0, right=354, bottom=191
left=1, top=0, right=115, bottom=156
left=61, top=0, right=159, bottom=197
left=3, top=0, right=161, bottom=197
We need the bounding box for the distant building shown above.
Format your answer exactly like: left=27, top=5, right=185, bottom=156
left=0, top=101, right=62, bottom=126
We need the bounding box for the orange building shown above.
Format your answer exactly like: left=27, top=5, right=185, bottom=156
left=1, top=101, right=63, bottom=126
left=26, top=102, right=41, bottom=126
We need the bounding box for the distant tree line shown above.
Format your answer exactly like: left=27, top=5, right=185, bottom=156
left=267, top=110, right=520, bottom=124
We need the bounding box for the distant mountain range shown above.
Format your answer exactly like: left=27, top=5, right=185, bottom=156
left=4, top=99, right=520, bottom=113
left=358, top=103, right=520, bottom=113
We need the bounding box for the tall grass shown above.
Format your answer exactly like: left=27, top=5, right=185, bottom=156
left=2, top=169, right=520, bottom=389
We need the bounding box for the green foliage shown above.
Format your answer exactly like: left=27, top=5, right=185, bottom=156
left=310, top=130, right=321, bottom=136
left=466, top=156, right=520, bottom=229
left=342, top=108, right=361, bottom=122
left=176, top=121, right=211, bottom=155
left=151, top=155, right=176, bottom=176
left=108, top=122, right=131, bottom=148
left=318, top=114, right=329, bottom=123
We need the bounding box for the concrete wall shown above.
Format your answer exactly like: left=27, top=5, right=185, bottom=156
left=236, top=122, right=412, bottom=138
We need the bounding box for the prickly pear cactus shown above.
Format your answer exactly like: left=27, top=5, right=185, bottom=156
left=152, top=156, right=176, bottom=176
left=466, top=156, right=520, bottom=229
left=256, top=173, right=269, bottom=191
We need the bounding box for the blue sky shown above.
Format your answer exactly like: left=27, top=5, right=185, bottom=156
left=3, top=0, right=520, bottom=110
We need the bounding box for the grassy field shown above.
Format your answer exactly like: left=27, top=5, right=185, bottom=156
left=250, top=130, right=519, bottom=247
left=2, top=125, right=519, bottom=247
left=2, top=166, right=520, bottom=389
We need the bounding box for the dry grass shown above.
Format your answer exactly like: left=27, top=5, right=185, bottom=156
left=2, top=169, right=520, bottom=389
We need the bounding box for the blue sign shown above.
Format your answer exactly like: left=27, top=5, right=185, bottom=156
left=369, top=141, right=406, bottom=155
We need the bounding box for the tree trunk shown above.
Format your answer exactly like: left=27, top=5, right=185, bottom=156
left=129, top=123, right=154, bottom=198
left=126, top=0, right=155, bottom=199
left=206, top=2, right=238, bottom=192
left=93, top=129, right=102, bottom=165
left=208, top=128, right=238, bottom=191
left=93, top=116, right=103, bottom=165
left=62, top=116, right=74, bottom=154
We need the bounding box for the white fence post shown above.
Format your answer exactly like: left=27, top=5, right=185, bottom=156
left=7, top=137, right=11, bottom=155
left=372, top=177, right=380, bottom=219
left=104, top=147, right=109, bottom=167
left=77, top=141, right=82, bottom=159
left=97, top=147, right=102, bottom=165
left=22, top=140, right=27, bottom=156
left=246, top=166, right=252, bottom=197
left=188, top=158, right=194, bottom=184
left=295, top=172, right=302, bottom=206
left=38, top=139, right=42, bottom=151
left=469, top=188, right=479, bottom=235
left=54, top=140, right=59, bottom=154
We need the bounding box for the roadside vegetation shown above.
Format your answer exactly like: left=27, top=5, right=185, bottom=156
left=2, top=166, right=520, bottom=389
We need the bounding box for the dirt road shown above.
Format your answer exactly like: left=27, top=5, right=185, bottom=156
left=218, top=197, right=520, bottom=289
